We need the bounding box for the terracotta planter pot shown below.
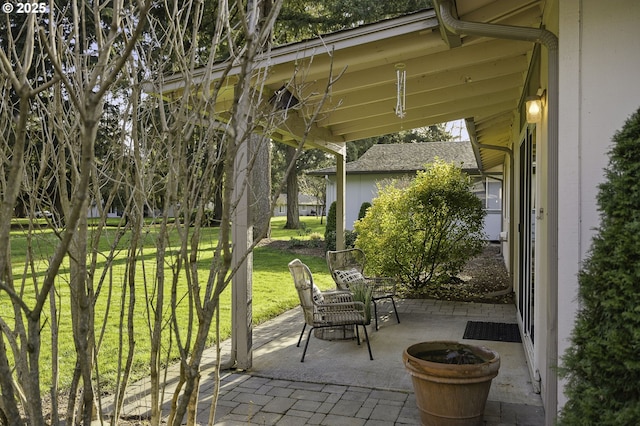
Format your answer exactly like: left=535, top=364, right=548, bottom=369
left=403, top=341, right=500, bottom=426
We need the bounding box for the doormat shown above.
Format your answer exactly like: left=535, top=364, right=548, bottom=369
left=463, top=321, right=522, bottom=343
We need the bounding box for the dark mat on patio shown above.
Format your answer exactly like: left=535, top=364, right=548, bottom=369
left=463, top=321, right=522, bottom=343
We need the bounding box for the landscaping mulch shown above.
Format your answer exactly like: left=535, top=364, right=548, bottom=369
left=266, top=239, right=514, bottom=304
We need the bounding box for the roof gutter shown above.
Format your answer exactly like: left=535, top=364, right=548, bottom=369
left=435, top=1, right=559, bottom=423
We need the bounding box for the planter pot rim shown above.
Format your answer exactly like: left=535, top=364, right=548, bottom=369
left=403, top=341, right=500, bottom=381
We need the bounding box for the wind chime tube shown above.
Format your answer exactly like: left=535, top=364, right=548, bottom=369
left=395, top=64, right=406, bottom=119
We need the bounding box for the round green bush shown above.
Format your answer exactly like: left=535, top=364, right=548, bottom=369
left=354, top=159, right=485, bottom=290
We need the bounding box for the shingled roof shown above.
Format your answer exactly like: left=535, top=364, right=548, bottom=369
left=309, top=141, right=478, bottom=175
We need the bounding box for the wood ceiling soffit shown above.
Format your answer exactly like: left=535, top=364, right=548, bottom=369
left=476, top=125, right=513, bottom=144
left=460, top=0, right=542, bottom=26
left=345, top=39, right=528, bottom=93
left=279, top=109, right=344, bottom=146
left=298, top=43, right=530, bottom=116
left=481, top=149, right=507, bottom=161
left=339, top=100, right=515, bottom=142
left=269, top=129, right=341, bottom=153
left=481, top=157, right=506, bottom=171
left=264, top=31, right=445, bottom=86
left=481, top=149, right=507, bottom=162
left=477, top=125, right=512, bottom=140
left=321, top=73, right=524, bottom=126
left=306, top=57, right=527, bottom=115
left=478, top=136, right=512, bottom=152
left=475, top=114, right=513, bottom=131
left=331, top=87, right=519, bottom=135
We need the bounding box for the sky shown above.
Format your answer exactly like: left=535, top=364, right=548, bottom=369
left=445, top=119, right=470, bottom=142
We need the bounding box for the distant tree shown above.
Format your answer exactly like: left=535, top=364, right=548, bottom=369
left=558, top=107, right=640, bottom=425
left=346, top=124, right=453, bottom=161
left=319, top=0, right=432, bottom=29
left=273, top=0, right=432, bottom=44
left=300, top=173, right=328, bottom=222
left=415, top=124, right=455, bottom=143
left=271, top=144, right=330, bottom=229
left=284, top=146, right=301, bottom=229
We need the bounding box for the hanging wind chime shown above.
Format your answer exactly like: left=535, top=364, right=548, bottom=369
left=395, top=63, right=407, bottom=119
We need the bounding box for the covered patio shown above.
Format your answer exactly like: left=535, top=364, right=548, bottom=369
left=134, top=0, right=640, bottom=422
left=109, top=298, right=543, bottom=424
left=155, top=0, right=559, bottom=422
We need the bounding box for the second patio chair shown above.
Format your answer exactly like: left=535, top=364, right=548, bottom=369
left=288, top=258, right=373, bottom=362
left=326, top=248, right=400, bottom=330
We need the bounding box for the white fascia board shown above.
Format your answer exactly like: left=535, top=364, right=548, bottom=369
left=160, top=10, right=438, bottom=93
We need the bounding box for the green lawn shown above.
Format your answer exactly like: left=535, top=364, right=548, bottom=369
left=3, top=215, right=331, bottom=392
left=268, top=215, right=326, bottom=239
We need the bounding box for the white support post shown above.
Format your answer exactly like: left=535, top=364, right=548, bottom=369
left=336, top=152, right=346, bottom=250
left=231, top=139, right=253, bottom=370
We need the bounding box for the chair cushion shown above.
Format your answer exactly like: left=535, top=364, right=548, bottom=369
left=312, top=284, right=324, bottom=304
left=333, top=268, right=366, bottom=287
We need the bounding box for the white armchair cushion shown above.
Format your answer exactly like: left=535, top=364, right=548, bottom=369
left=333, top=268, right=366, bottom=288
left=312, top=284, right=324, bottom=304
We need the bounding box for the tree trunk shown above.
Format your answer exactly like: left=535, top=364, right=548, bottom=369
left=284, top=146, right=299, bottom=229
left=251, top=134, right=271, bottom=240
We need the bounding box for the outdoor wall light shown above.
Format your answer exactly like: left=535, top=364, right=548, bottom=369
left=525, top=89, right=545, bottom=124
left=526, top=96, right=542, bottom=123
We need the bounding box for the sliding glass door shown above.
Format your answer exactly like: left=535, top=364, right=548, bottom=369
left=518, top=126, right=536, bottom=349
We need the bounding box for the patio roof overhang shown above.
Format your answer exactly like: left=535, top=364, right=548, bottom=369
left=152, top=0, right=552, bottom=379
left=157, top=0, right=544, bottom=172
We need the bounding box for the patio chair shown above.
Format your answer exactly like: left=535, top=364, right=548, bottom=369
left=288, top=258, right=373, bottom=362
left=326, top=248, right=400, bottom=330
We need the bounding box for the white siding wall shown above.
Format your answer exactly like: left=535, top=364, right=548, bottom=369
left=326, top=174, right=391, bottom=229
left=272, top=203, right=319, bottom=217
left=326, top=173, right=502, bottom=238
left=557, top=0, right=640, bottom=409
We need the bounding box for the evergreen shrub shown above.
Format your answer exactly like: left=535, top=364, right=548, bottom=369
left=324, top=201, right=357, bottom=250
left=325, top=201, right=337, bottom=250
left=558, top=107, right=640, bottom=425
left=358, top=202, right=372, bottom=220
